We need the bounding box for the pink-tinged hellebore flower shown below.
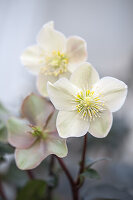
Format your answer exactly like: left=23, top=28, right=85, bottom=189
left=47, top=63, right=128, bottom=138
left=7, top=94, right=68, bottom=170
left=21, top=21, right=87, bottom=96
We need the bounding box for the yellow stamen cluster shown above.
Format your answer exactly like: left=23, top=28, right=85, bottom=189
left=41, top=51, right=68, bottom=76
left=75, top=90, right=105, bottom=121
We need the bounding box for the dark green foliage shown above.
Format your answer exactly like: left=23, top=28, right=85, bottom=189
left=16, top=180, right=47, bottom=200
left=0, top=142, right=14, bottom=156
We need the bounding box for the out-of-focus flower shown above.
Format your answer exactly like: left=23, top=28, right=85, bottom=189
left=21, top=21, right=87, bottom=96
left=7, top=94, right=68, bottom=170
left=47, top=63, right=128, bottom=138
left=0, top=102, right=10, bottom=143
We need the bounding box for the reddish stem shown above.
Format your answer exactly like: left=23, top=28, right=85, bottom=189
left=27, top=170, right=34, bottom=180
left=56, top=157, right=79, bottom=200
left=0, top=181, right=7, bottom=200
left=76, top=134, right=88, bottom=186
left=79, top=134, right=88, bottom=174
left=56, top=157, right=74, bottom=186
left=47, top=156, right=55, bottom=200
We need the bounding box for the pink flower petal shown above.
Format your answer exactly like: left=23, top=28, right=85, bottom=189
left=7, top=117, right=36, bottom=149
left=15, top=139, right=48, bottom=170
left=21, top=93, right=54, bottom=127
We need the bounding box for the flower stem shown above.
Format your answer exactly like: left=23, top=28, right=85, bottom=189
left=0, top=181, right=7, bottom=200
left=56, top=156, right=79, bottom=200
left=47, top=155, right=55, bottom=200
left=56, top=157, right=74, bottom=186
left=76, top=134, right=88, bottom=186
left=55, top=134, right=88, bottom=199
left=26, top=170, right=34, bottom=180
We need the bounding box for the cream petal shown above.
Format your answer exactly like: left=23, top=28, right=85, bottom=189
left=70, top=62, right=99, bottom=90
left=56, top=111, right=90, bottom=138
left=67, top=63, right=80, bottom=73
left=37, top=21, right=66, bottom=52
left=47, top=132, right=68, bottom=158
left=37, top=71, right=58, bottom=97
left=59, top=71, right=71, bottom=79
left=21, top=45, right=44, bottom=75
left=21, top=93, right=54, bottom=127
left=7, top=117, right=36, bottom=149
left=15, top=139, right=48, bottom=170
left=93, top=77, right=128, bottom=112
left=47, top=78, right=80, bottom=111
left=89, top=107, right=113, bottom=138
left=66, top=36, right=87, bottom=69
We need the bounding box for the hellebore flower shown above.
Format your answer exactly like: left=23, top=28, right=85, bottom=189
left=21, top=21, right=87, bottom=96
left=47, top=63, right=128, bottom=138
left=7, top=94, right=68, bottom=170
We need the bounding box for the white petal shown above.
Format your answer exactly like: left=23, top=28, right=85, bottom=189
left=15, top=140, right=48, bottom=170
left=93, top=77, right=128, bottom=112
left=47, top=78, right=79, bottom=111
left=89, top=108, right=113, bottom=138
left=59, top=71, right=71, bottom=79
left=56, top=111, right=90, bottom=138
left=37, top=21, right=66, bottom=52
left=21, top=45, right=44, bottom=75
left=37, top=72, right=58, bottom=97
left=70, top=62, right=99, bottom=90
left=66, top=36, right=87, bottom=69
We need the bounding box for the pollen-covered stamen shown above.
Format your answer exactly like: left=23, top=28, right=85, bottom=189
left=75, top=90, right=105, bottom=121
left=40, top=51, right=68, bottom=76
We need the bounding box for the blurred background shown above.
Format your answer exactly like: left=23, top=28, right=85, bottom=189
left=0, top=0, right=133, bottom=199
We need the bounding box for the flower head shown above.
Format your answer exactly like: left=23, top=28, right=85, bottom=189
left=7, top=94, right=68, bottom=170
left=21, top=21, right=87, bottom=96
left=47, top=63, right=128, bottom=138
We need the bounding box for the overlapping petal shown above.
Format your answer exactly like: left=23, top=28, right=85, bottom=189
left=37, top=72, right=58, bottom=96
left=56, top=110, right=90, bottom=138
left=15, top=139, right=47, bottom=170
left=89, top=108, right=113, bottom=138
left=47, top=132, right=68, bottom=157
left=47, top=78, right=80, bottom=111
left=70, top=63, right=99, bottom=90
left=66, top=36, right=87, bottom=70
left=21, top=94, right=54, bottom=127
left=21, top=45, right=44, bottom=75
left=7, top=117, right=36, bottom=149
left=45, top=111, right=57, bottom=133
left=37, top=21, right=66, bottom=52
left=93, top=77, right=128, bottom=112
left=15, top=135, right=68, bottom=170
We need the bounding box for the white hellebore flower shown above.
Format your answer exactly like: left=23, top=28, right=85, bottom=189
left=47, top=63, right=128, bottom=138
left=21, top=21, right=87, bottom=96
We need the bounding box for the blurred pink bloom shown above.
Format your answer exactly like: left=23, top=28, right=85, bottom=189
left=7, top=93, right=68, bottom=170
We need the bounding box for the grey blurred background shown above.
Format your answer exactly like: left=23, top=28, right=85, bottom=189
left=0, top=0, right=133, bottom=199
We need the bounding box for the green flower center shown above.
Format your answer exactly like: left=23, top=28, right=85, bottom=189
left=75, top=90, right=105, bottom=121
left=30, top=125, right=48, bottom=140
left=41, top=51, right=68, bottom=76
